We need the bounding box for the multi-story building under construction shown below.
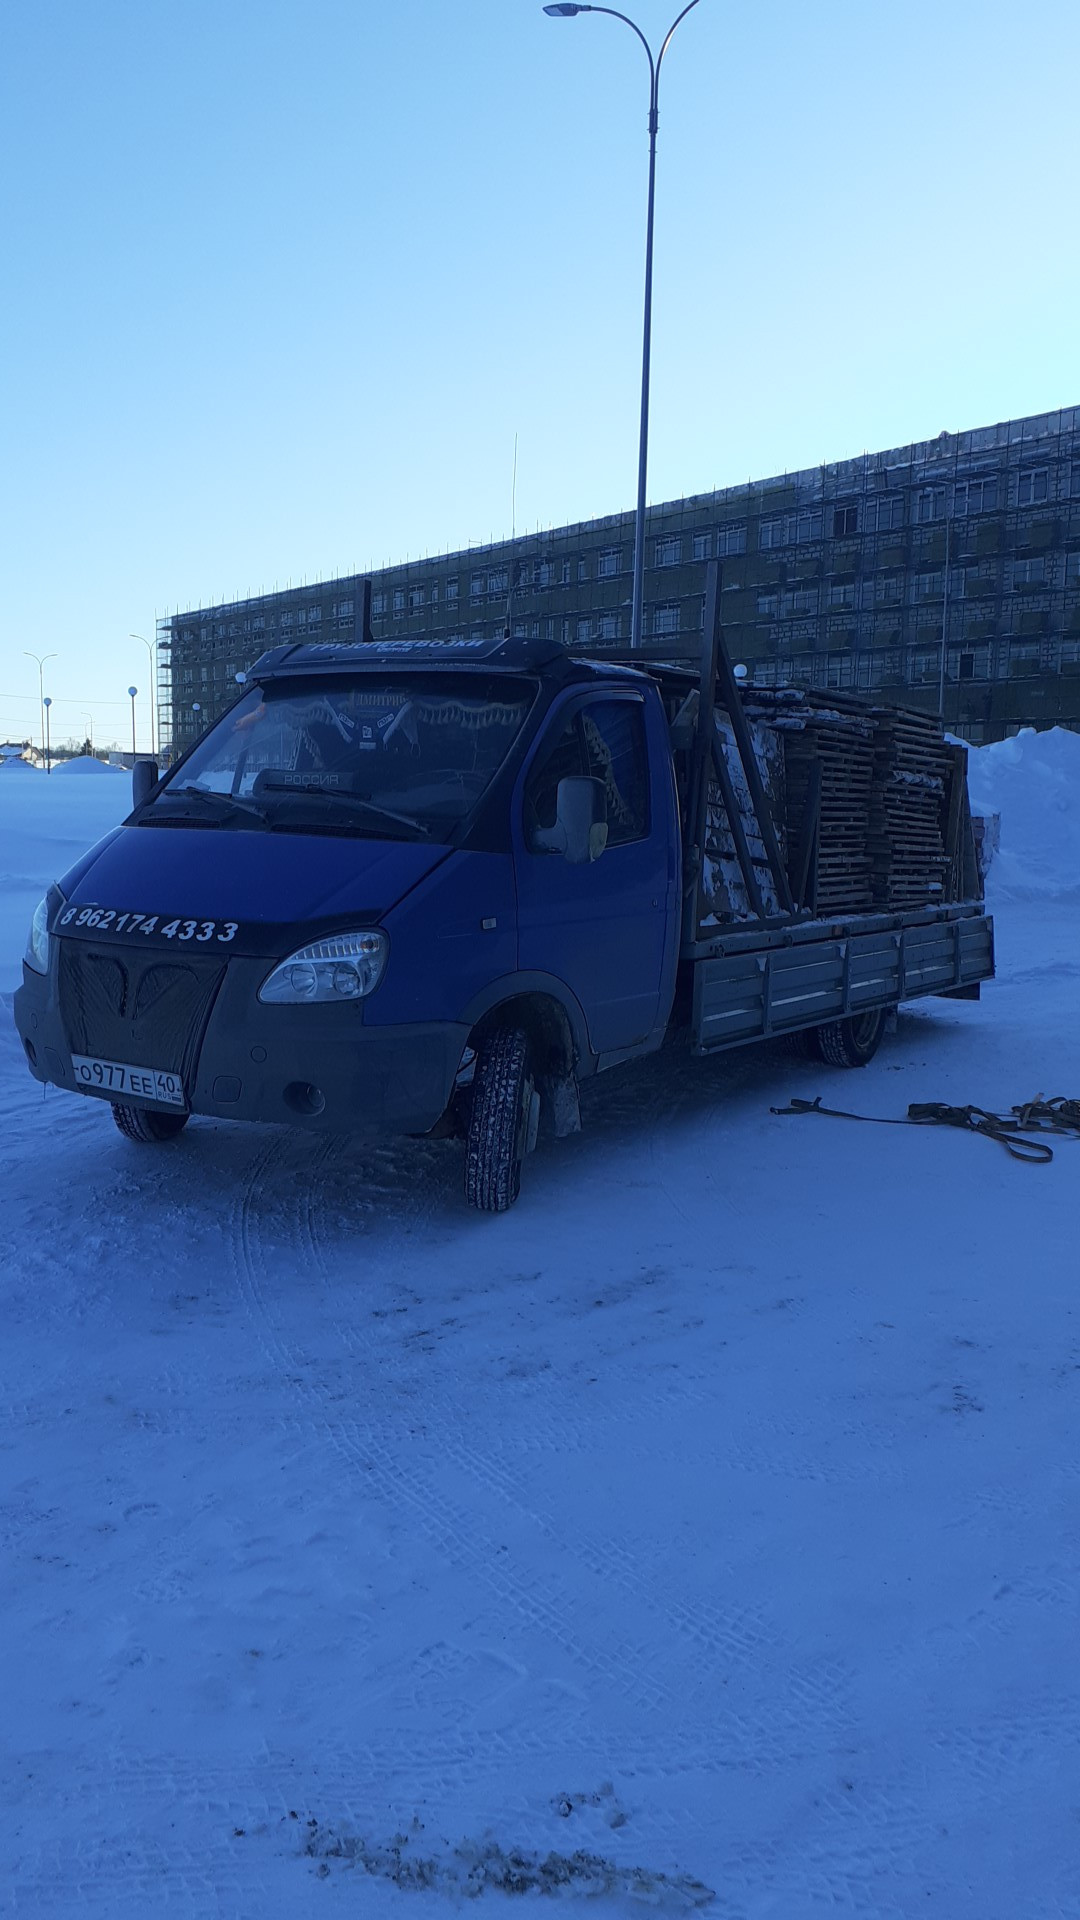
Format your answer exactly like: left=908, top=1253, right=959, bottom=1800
left=157, top=403, right=1080, bottom=759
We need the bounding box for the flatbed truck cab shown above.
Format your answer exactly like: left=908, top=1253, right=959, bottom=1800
left=14, top=622, right=993, bottom=1212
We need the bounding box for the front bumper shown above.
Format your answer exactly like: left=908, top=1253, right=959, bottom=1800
left=14, top=946, right=470, bottom=1138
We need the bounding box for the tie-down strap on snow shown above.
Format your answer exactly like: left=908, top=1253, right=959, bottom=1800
left=769, top=1094, right=1080, bottom=1164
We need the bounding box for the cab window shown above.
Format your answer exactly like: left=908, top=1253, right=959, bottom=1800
left=525, top=697, right=649, bottom=850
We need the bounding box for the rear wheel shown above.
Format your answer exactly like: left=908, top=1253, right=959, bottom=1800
left=111, top=1103, right=190, bottom=1144
left=811, top=1007, right=889, bottom=1069
left=464, top=1025, right=534, bottom=1213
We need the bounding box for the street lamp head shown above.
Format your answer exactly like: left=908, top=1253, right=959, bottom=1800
left=128, top=686, right=138, bottom=699
left=543, top=5, right=589, bottom=15
left=43, top=696, right=52, bottom=708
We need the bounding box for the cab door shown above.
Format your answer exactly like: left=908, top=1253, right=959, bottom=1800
left=513, top=688, right=678, bottom=1057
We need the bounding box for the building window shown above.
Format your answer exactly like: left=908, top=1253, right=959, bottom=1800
left=910, top=649, right=940, bottom=683
left=332, top=600, right=353, bottom=619
left=392, top=589, right=406, bottom=614
left=430, top=584, right=439, bottom=605
left=653, top=602, right=681, bottom=635
left=913, top=486, right=946, bottom=523
left=757, top=591, right=779, bottom=617
left=827, top=582, right=855, bottom=608
left=760, top=510, right=823, bottom=549
left=957, top=651, right=976, bottom=681
left=833, top=505, right=859, bottom=538
left=577, top=559, right=588, bottom=583
left=409, top=585, right=425, bottom=610
left=1017, top=468, right=1049, bottom=507
left=371, top=592, right=386, bottom=616
left=874, top=575, right=902, bottom=604
left=1064, top=550, right=1080, bottom=585
left=717, top=523, right=747, bottom=556
left=953, top=476, right=998, bottom=515
left=576, top=617, right=593, bottom=644
left=598, top=612, right=619, bottom=640
left=280, top=611, right=294, bottom=628
left=692, top=531, right=713, bottom=561
left=913, top=570, right=945, bottom=600
left=654, top=536, right=680, bottom=567
left=820, top=653, right=854, bottom=690
left=488, top=569, right=508, bottom=595
left=866, top=494, right=904, bottom=532
left=470, top=573, right=485, bottom=599
left=597, top=547, right=620, bottom=577
left=446, top=579, right=459, bottom=603
left=1061, top=638, right=1080, bottom=669
left=1011, top=556, right=1047, bottom=590
left=561, top=561, right=571, bottom=586
left=537, top=561, right=555, bottom=588
left=1009, top=640, right=1041, bottom=676
left=1071, top=466, right=1080, bottom=498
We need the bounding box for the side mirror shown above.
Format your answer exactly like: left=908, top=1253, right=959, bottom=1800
left=534, top=775, right=608, bottom=865
left=132, top=758, right=159, bottom=808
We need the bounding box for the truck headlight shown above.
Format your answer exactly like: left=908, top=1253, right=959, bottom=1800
left=25, top=895, right=51, bottom=974
left=258, top=930, right=388, bottom=1005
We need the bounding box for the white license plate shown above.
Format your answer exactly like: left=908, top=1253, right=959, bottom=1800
left=71, top=1055, right=186, bottom=1109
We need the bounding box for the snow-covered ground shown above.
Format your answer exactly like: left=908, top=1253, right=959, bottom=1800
left=2, top=738, right=1078, bottom=1919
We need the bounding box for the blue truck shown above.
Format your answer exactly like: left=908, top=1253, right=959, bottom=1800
left=14, top=570, right=993, bottom=1210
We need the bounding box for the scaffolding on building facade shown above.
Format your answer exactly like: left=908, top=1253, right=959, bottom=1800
left=158, top=405, right=1080, bottom=759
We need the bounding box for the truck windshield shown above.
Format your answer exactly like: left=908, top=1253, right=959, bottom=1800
left=148, top=675, right=535, bottom=839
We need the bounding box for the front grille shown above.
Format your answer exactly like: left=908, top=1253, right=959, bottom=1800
left=58, top=942, right=227, bottom=1080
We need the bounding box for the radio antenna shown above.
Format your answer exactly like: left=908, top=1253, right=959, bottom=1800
left=504, top=433, right=519, bottom=638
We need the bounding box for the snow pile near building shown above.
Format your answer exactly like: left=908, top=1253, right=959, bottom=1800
left=51, top=755, right=124, bottom=776
left=967, top=725, right=1080, bottom=902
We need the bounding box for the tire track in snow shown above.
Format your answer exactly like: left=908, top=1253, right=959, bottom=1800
left=223, top=1134, right=677, bottom=1719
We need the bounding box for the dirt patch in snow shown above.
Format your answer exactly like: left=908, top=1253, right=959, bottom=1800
left=271, top=1812, right=715, bottom=1905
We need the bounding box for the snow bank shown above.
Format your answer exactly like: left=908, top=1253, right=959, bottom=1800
left=0, top=773, right=131, bottom=991
left=51, top=755, right=124, bottom=776
left=967, top=725, right=1080, bottom=902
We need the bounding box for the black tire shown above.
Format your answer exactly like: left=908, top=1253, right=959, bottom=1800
left=782, top=1028, right=818, bottom=1059
left=812, top=1007, right=889, bottom=1069
left=111, top=1102, right=190, bottom=1143
left=464, top=1025, right=533, bottom=1213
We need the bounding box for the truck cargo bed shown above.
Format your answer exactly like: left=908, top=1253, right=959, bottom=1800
left=690, top=902, right=993, bottom=1054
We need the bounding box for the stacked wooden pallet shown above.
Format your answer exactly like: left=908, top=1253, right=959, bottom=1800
left=782, top=712, right=876, bottom=914
left=743, top=688, right=877, bottom=915
left=741, top=686, right=959, bottom=915
left=868, top=709, right=952, bottom=909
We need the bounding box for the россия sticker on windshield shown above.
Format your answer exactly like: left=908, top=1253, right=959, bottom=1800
left=53, top=905, right=240, bottom=946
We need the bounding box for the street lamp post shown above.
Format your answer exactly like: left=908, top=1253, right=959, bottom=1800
left=82, top=712, right=94, bottom=754
left=544, top=0, right=703, bottom=650
left=43, top=697, right=52, bottom=774
left=128, top=687, right=138, bottom=760
left=130, top=633, right=156, bottom=759
left=23, top=650, right=57, bottom=770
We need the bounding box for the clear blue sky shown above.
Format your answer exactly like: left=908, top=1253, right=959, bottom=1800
left=2, top=0, right=1077, bottom=748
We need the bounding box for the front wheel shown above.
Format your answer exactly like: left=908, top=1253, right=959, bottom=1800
left=111, top=1103, right=190, bottom=1143
left=811, top=1007, right=889, bottom=1069
left=464, top=1025, right=534, bottom=1213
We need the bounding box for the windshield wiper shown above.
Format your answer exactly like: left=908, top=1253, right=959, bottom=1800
left=255, top=782, right=430, bottom=836
left=149, top=785, right=270, bottom=827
